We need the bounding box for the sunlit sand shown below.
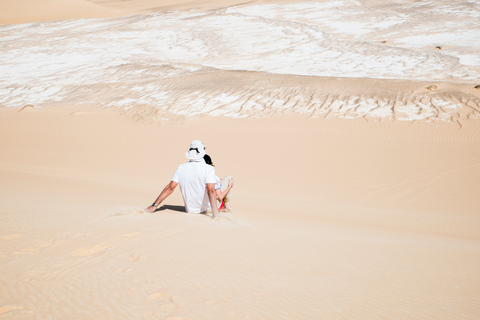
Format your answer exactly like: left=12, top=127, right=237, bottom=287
left=1, top=0, right=480, bottom=319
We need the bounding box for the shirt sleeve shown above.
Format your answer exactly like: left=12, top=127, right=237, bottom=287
left=205, top=165, right=217, bottom=184
left=172, top=166, right=180, bottom=182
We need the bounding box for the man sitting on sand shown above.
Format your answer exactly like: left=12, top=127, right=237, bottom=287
left=146, top=140, right=219, bottom=219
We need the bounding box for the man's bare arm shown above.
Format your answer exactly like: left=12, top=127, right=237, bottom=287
left=146, top=181, right=178, bottom=213
left=207, top=183, right=219, bottom=219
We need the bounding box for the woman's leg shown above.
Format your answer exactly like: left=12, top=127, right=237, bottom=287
left=219, top=175, right=233, bottom=211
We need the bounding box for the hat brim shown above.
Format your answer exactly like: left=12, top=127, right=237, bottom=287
left=185, top=149, right=206, bottom=160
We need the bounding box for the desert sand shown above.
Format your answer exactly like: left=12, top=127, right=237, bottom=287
left=1, top=0, right=480, bottom=319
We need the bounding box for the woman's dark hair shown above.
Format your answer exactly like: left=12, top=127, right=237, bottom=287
left=204, top=154, right=214, bottom=166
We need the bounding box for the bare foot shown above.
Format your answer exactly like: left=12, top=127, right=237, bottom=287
left=222, top=204, right=232, bottom=212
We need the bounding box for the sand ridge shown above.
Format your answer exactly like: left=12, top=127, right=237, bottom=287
left=112, top=71, right=480, bottom=124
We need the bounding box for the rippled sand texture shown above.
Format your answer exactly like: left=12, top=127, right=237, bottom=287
left=1, top=105, right=480, bottom=319
left=1, top=0, right=480, bottom=121
left=1, top=0, right=480, bottom=319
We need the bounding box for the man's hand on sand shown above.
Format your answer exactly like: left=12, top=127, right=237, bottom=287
left=146, top=206, right=156, bottom=213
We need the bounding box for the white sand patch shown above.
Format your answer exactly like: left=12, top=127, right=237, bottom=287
left=457, top=54, right=480, bottom=67
left=0, top=1, right=479, bottom=121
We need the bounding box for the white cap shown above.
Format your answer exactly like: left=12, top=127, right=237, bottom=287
left=185, top=140, right=206, bottom=160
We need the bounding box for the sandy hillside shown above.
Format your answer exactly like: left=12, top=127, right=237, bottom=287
left=1, top=103, right=480, bottom=319
left=1, top=0, right=480, bottom=319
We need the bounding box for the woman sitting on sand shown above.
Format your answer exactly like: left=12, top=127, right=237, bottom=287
left=204, top=154, right=234, bottom=212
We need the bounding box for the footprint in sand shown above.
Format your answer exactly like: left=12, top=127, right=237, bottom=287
left=69, top=243, right=111, bottom=257
left=474, top=84, right=480, bottom=89
left=204, top=299, right=221, bottom=307
left=147, top=292, right=179, bottom=311
left=436, top=46, right=442, bottom=50
left=129, top=254, right=140, bottom=262
left=426, top=85, right=438, bottom=90
left=147, top=292, right=178, bottom=313
left=147, top=292, right=174, bottom=302
left=36, top=240, right=56, bottom=248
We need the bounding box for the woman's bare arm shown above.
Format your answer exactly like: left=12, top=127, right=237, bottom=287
left=215, top=177, right=234, bottom=201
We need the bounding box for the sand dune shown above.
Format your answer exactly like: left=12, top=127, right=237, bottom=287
left=1, top=104, right=480, bottom=319
left=1, top=0, right=480, bottom=319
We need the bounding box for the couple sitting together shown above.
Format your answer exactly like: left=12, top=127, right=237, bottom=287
left=146, top=140, right=234, bottom=219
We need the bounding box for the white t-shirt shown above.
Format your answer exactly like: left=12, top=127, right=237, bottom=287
left=214, top=175, right=221, bottom=190
left=172, top=159, right=217, bottom=213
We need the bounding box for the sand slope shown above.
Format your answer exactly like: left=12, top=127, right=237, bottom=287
left=1, top=0, right=480, bottom=318
left=1, top=106, right=480, bottom=319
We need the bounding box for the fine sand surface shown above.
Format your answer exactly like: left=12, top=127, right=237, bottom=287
left=1, top=0, right=480, bottom=319
left=0, top=0, right=116, bottom=25
left=1, top=103, right=480, bottom=319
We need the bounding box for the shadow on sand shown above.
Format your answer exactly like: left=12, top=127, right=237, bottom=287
left=155, top=205, right=186, bottom=213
